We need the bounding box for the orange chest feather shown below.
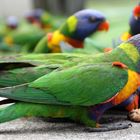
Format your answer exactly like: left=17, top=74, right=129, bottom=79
left=112, top=70, right=140, bottom=105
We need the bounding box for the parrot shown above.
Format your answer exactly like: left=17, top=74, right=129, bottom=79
left=3, top=22, right=46, bottom=53
left=0, top=16, right=24, bottom=53
left=6, top=16, right=19, bottom=30
left=0, top=35, right=139, bottom=131
left=117, top=3, right=140, bottom=119
left=0, top=16, right=19, bottom=41
left=25, top=9, right=59, bottom=31
left=121, top=3, right=140, bottom=41
left=25, top=9, right=45, bottom=26
left=34, top=9, right=109, bottom=53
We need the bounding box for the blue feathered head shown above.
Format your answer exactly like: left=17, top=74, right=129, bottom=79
left=60, top=9, right=109, bottom=41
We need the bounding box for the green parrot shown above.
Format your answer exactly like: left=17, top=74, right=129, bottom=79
left=0, top=16, right=19, bottom=42
left=0, top=35, right=140, bottom=131
left=3, top=21, right=45, bottom=53
left=25, top=9, right=61, bottom=31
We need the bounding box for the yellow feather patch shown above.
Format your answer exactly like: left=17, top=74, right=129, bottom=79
left=113, top=70, right=140, bottom=105
left=49, top=30, right=66, bottom=46
left=119, top=43, right=140, bottom=63
left=4, top=36, right=13, bottom=46
left=120, top=32, right=131, bottom=41
left=48, top=30, right=66, bottom=53
left=67, top=16, right=78, bottom=32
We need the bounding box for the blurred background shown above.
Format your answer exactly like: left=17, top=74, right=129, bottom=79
left=0, top=0, right=139, bottom=17
left=0, top=0, right=139, bottom=50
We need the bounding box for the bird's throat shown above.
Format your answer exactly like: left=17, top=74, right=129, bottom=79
left=48, top=30, right=83, bottom=52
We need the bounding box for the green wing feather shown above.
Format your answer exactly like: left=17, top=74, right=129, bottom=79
left=0, top=44, right=137, bottom=72
left=0, top=63, right=128, bottom=106
left=5, top=24, right=45, bottom=45
left=0, top=53, right=86, bottom=87
left=0, top=65, right=58, bottom=87
left=0, top=53, right=85, bottom=63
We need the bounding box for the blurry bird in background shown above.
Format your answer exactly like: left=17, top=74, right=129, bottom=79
left=34, top=9, right=109, bottom=53
left=25, top=9, right=60, bottom=31
left=1, top=9, right=109, bottom=54
left=0, top=9, right=63, bottom=53
left=0, top=16, right=19, bottom=41
left=121, top=3, right=140, bottom=41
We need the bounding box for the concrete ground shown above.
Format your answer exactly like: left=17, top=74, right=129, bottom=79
left=0, top=110, right=139, bottom=140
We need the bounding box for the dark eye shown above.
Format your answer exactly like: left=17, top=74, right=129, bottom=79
left=89, top=16, right=96, bottom=22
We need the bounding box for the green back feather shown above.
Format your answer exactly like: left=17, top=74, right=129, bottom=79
left=0, top=63, right=128, bottom=106
left=0, top=65, right=56, bottom=87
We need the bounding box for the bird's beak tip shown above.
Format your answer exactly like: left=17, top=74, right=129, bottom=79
left=98, top=21, right=109, bottom=32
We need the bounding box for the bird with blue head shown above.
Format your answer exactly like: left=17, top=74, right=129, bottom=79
left=34, top=9, right=109, bottom=53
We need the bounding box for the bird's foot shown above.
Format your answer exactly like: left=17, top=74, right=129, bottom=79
left=84, top=123, right=132, bottom=132
left=128, top=109, right=140, bottom=122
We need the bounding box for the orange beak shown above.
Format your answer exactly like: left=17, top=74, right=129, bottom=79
left=133, top=5, right=140, bottom=20
left=98, top=21, right=109, bottom=31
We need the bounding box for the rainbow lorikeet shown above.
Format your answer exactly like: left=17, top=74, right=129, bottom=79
left=121, top=3, right=140, bottom=41
left=25, top=9, right=59, bottom=31
left=3, top=22, right=46, bottom=53
left=0, top=16, right=19, bottom=42
left=0, top=16, right=20, bottom=53
left=34, top=9, right=109, bottom=53
left=0, top=35, right=140, bottom=131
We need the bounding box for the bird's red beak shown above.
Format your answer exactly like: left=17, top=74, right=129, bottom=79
left=133, top=5, right=140, bottom=20
left=98, top=21, right=109, bottom=31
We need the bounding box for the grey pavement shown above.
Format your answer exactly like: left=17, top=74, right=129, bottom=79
left=0, top=110, right=139, bottom=140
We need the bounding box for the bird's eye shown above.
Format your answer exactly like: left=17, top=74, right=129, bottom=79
left=89, top=16, right=96, bottom=22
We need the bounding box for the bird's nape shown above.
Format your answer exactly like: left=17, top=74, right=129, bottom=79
left=127, top=34, right=140, bottom=51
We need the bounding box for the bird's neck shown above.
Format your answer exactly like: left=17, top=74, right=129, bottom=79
left=92, top=44, right=139, bottom=72
left=59, top=17, right=85, bottom=42
left=119, top=43, right=140, bottom=65
left=120, top=32, right=132, bottom=41
left=64, top=36, right=84, bottom=48
left=114, top=43, right=140, bottom=73
left=59, top=16, right=78, bottom=39
left=129, top=17, right=140, bottom=35
left=48, top=30, right=84, bottom=49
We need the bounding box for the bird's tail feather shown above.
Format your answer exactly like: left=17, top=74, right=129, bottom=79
left=0, top=102, right=34, bottom=123
left=0, top=101, right=53, bottom=124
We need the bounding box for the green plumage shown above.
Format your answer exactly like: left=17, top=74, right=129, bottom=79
left=33, top=35, right=50, bottom=53
left=3, top=23, right=45, bottom=53
left=0, top=39, right=139, bottom=128
left=0, top=63, right=128, bottom=106
left=0, top=65, right=55, bottom=87
left=0, top=102, right=93, bottom=127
